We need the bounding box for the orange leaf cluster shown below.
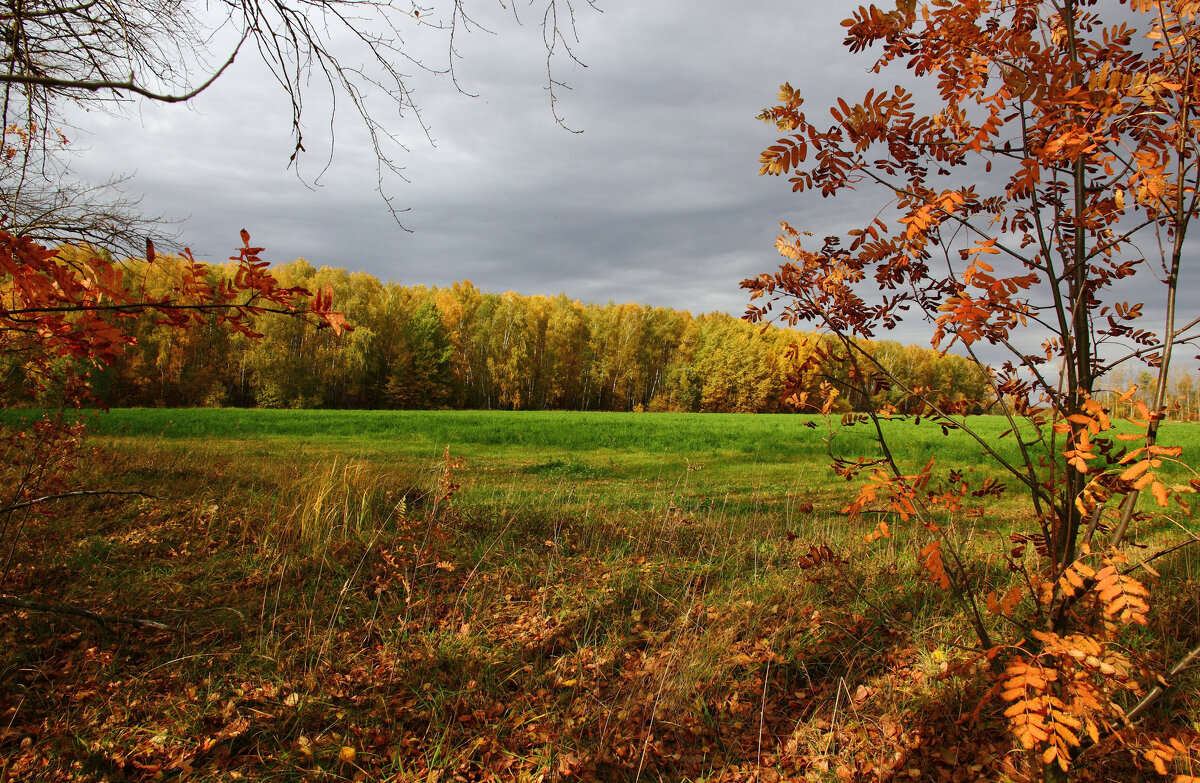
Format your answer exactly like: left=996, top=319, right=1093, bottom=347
left=1000, top=628, right=1138, bottom=772
left=0, top=229, right=350, bottom=404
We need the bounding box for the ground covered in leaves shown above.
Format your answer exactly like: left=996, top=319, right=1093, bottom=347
left=1, top=434, right=1197, bottom=781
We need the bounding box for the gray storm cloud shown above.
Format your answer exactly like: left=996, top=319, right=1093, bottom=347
left=64, top=1, right=866, bottom=318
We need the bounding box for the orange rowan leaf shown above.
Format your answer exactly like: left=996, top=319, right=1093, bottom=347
left=864, top=519, right=891, bottom=542
left=987, top=585, right=1023, bottom=616
left=1119, top=460, right=1151, bottom=481
left=919, top=541, right=951, bottom=589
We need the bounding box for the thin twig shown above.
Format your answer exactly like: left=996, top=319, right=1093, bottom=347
left=1123, top=536, right=1200, bottom=575
left=0, top=489, right=158, bottom=515
left=1125, top=641, right=1200, bottom=723
left=0, top=30, right=247, bottom=104
left=0, top=593, right=180, bottom=632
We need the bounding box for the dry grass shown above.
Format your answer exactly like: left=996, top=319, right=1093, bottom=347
left=0, top=427, right=1196, bottom=782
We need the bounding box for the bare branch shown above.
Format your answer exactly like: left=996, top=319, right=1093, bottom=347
left=1125, top=641, right=1200, bottom=723
left=0, top=593, right=180, bottom=632
left=0, top=488, right=158, bottom=516
left=0, top=29, right=245, bottom=103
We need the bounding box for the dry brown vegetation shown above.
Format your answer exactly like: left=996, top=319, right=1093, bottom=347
left=1, top=423, right=1196, bottom=782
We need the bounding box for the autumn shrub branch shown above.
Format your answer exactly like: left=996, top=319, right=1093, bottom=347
left=0, top=229, right=349, bottom=624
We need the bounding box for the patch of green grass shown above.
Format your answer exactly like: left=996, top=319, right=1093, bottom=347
left=521, top=457, right=613, bottom=480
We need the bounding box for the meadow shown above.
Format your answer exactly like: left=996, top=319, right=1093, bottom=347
left=41, top=407, right=1200, bottom=514
left=1, top=409, right=1197, bottom=781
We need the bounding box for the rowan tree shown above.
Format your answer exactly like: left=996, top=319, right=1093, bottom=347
left=745, top=0, right=1200, bottom=779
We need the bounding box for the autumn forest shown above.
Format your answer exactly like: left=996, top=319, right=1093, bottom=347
left=52, top=253, right=998, bottom=414
left=50, top=253, right=1196, bottom=422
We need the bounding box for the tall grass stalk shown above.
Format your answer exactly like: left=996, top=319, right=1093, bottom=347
left=268, top=459, right=406, bottom=555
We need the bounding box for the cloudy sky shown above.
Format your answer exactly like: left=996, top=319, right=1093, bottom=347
left=65, top=0, right=875, bottom=318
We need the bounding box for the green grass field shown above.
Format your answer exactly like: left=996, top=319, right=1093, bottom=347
left=37, top=407, right=1200, bottom=519
left=2, top=409, right=1198, bottom=781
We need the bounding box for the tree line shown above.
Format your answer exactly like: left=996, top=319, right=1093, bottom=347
left=10, top=252, right=1198, bottom=417
left=46, top=254, right=990, bottom=413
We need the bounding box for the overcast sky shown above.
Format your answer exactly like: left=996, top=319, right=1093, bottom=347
left=65, top=0, right=873, bottom=318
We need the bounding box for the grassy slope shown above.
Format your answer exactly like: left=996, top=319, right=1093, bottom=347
left=0, top=410, right=1197, bottom=781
